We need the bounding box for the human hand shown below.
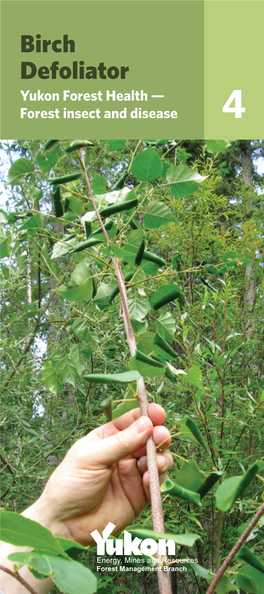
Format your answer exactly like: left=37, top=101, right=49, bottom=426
left=25, top=404, right=172, bottom=545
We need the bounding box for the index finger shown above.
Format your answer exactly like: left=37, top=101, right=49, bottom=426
left=87, top=403, right=166, bottom=441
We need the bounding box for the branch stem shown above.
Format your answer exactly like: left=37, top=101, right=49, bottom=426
left=205, top=503, right=264, bottom=594
left=79, top=151, right=172, bottom=594
left=0, top=564, right=39, bottom=594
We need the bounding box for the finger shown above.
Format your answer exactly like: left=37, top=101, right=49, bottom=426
left=133, top=426, right=171, bottom=458
left=143, top=471, right=169, bottom=502
left=153, top=426, right=171, bottom=449
left=86, top=404, right=166, bottom=442
left=147, top=403, right=166, bottom=426
left=137, top=452, right=173, bottom=475
left=83, top=416, right=154, bottom=467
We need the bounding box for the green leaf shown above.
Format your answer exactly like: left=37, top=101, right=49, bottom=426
left=205, top=140, right=230, bottom=154
left=51, top=237, right=78, bottom=260
left=53, top=355, right=78, bottom=387
left=155, top=312, right=176, bottom=338
left=185, top=365, right=203, bottom=389
left=56, top=263, right=93, bottom=303
left=153, top=333, right=175, bottom=359
left=0, top=209, right=8, bottom=224
left=150, top=284, right=183, bottom=310
left=84, top=370, right=141, bottom=384
left=128, top=295, right=150, bottom=320
left=55, top=537, right=86, bottom=553
left=80, top=345, right=92, bottom=360
left=160, top=478, right=202, bottom=506
left=112, top=388, right=140, bottom=420
left=167, top=165, right=208, bottom=197
left=0, top=228, right=11, bottom=258
left=190, top=563, right=234, bottom=593
left=36, top=153, right=51, bottom=172
left=177, top=416, right=208, bottom=452
left=108, top=242, right=137, bottom=265
left=92, top=173, right=108, bottom=195
left=137, top=330, right=174, bottom=361
left=214, top=574, right=236, bottom=594
left=71, top=319, right=93, bottom=343
left=67, top=195, right=84, bottom=216
left=126, top=525, right=200, bottom=547
left=131, top=146, right=162, bottom=181
left=19, top=213, right=43, bottom=232
left=165, top=362, right=183, bottom=383
left=100, top=396, right=113, bottom=421
left=0, top=511, right=66, bottom=556
left=131, top=318, right=148, bottom=336
left=144, top=200, right=175, bottom=229
left=171, top=459, right=221, bottom=498
left=41, top=361, right=63, bottom=395
left=93, top=281, right=117, bottom=310
left=8, top=552, right=97, bottom=594
left=7, top=158, right=34, bottom=185
left=215, top=461, right=264, bottom=511
left=174, top=460, right=207, bottom=492
left=236, top=565, right=264, bottom=594
left=238, top=546, right=264, bottom=575
left=107, top=140, right=126, bottom=149
left=129, top=350, right=166, bottom=378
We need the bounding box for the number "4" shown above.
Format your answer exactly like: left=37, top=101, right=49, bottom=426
left=222, top=90, right=245, bottom=119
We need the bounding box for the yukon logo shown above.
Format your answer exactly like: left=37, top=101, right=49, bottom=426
left=91, top=522, right=176, bottom=556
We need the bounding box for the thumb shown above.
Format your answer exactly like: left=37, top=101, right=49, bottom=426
left=91, top=416, right=153, bottom=467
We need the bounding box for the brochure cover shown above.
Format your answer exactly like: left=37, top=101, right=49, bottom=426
left=1, top=2, right=264, bottom=594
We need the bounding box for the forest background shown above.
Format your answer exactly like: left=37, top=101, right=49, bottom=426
left=0, top=139, right=264, bottom=594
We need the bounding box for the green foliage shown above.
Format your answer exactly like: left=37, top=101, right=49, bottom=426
left=131, top=145, right=163, bottom=181
left=0, top=511, right=66, bottom=556
left=9, top=552, right=97, bottom=594
left=215, top=461, right=264, bottom=511
left=160, top=479, right=202, bottom=506
left=1, top=138, right=264, bottom=594
left=84, top=371, right=141, bottom=384
left=126, top=525, right=200, bottom=547
left=6, top=157, right=34, bottom=185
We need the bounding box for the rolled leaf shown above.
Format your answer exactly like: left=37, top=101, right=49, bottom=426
left=238, top=546, right=264, bottom=575
left=100, top=198, right=138, bottom=218
left=48, top=172, right=82, bottom=185
left=126, top=524, right=200, bottom=547
left=153, top=333, right=175, bottom=358
left=111, top=170, right=129, bottom=191
left=71, top=238, right=102, bottom=253
left=84, top=370, right=141, bottom=384
left=178, top=416, right=209, bottom=453
left=161, top=478, right=202, bottom=506
left=150, top=284, right=184, bottom=310
left=43, top=139, right=59, bottom=151
left=65, top=140, right=94, bottom=153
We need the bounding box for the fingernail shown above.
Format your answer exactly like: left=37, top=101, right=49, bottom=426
left=133, top=417, right=149, bottom=434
